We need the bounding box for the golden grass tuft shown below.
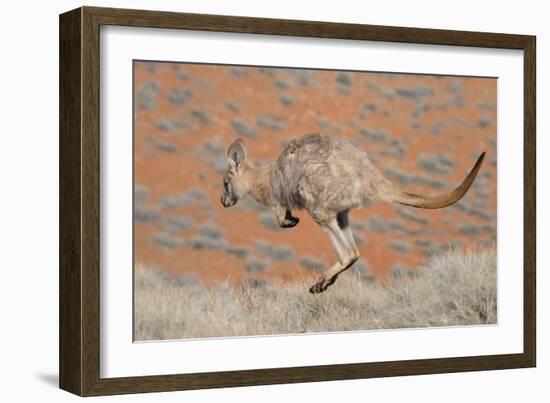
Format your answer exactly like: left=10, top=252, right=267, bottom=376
left=134, top=247, right=496, bottom=341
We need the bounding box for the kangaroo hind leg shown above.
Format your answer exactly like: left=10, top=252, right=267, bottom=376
left=309, top=211, right=360, bottom=294
left=337, top=210, right=360, bottom=257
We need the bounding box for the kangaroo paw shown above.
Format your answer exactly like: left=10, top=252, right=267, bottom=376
left=280, top=216, right=299, bottom=228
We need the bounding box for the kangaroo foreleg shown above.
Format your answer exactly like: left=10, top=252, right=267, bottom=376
left=273, top=205, right=300, bottom=228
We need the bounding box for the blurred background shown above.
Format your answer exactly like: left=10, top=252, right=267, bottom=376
left=133, top=61, right=497, bottom=286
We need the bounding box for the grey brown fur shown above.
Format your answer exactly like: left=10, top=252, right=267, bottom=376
left=221, top=133, right=486, bottom=293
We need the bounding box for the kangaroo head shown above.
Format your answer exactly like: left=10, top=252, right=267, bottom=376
left=221, top=139, right=249, bottom=208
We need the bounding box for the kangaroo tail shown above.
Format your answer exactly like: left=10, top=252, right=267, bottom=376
left=387, top=152, right=486, bottom=209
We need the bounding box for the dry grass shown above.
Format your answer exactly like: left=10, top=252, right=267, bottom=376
left=134, top=247, right=496, bottom=341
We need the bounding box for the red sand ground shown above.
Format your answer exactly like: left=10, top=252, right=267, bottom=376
left=133, top=62, right=496, bottom=286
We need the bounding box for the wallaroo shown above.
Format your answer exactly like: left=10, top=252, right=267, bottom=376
left=220, top=133, right=486, bottom=294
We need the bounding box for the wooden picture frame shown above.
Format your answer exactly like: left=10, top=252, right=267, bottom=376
left=59, top=6, right=536, bottom=396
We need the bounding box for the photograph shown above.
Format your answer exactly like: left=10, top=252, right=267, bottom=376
left=55, top=4, right=538, bottom=397
left=132, top=61, right=497, bottom=341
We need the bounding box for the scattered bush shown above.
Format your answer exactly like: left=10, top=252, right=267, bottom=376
left=231, top=119, right=257, bottom=138
left=388, top=239, right=412, bottom=254
left=360, top=128, right=389, bottom=143
left=191, top=109, right=212, bottom=125
left=194, top=140, right=227, bottom=173
left=395, top=208, right=428, bottom=225
left=259, top=212, right=284, bottom=231
left=257, top=115, right=286, bottom=130
left=186, top=235, right=226, bottom=250
left=134, top=206, right=161, bottom=223
left=152, top=233, right=185, bottom=249
left=226, top=245, right=251, bottom=259
left=229, top=67, right=248, bottom=78
left=279, top=94, right=295, bottom=106
left=199, top=224, right=225, bottom=240
left=245, top=258, right=270, bottom=272
left=380, top=139, right=406, bottom=160
left=146, top=137, right=179, bottom=153
left=298, top=256, right=326, bottom=272
left=385, top=166, right=445, bottom=189
left=367, top=215, right=407, bottom=234
left=134, top=185, right=149, bottom=203
left=256, top=242, right=294, bottom=261
left=168, top=88, right=193, bottom=105
left=315, top=117, right=341, bottom=134
left=336, top=72, right=352, bottom=86
left=288, top=69, right=315, bottom=86
left=156, top=117, right=189, bottom=132
left=416, top=153, right=455, bottom=175
left=273, top=79, right=291, bottom=90
left=225, top=100, right=241, bottom=112
left=165, top=216, right=194, bottom=232
left=136, top=80, right=159, bottom=110
left=161, top=189, right=206, bottom=209
left=395, top=86, right=434, bottom=99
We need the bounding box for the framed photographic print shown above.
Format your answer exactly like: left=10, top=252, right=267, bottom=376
left=59, top=6, right=536, bottom=396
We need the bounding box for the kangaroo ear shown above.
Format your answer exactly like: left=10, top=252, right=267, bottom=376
left=227, top=139, right=247, bottom=170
